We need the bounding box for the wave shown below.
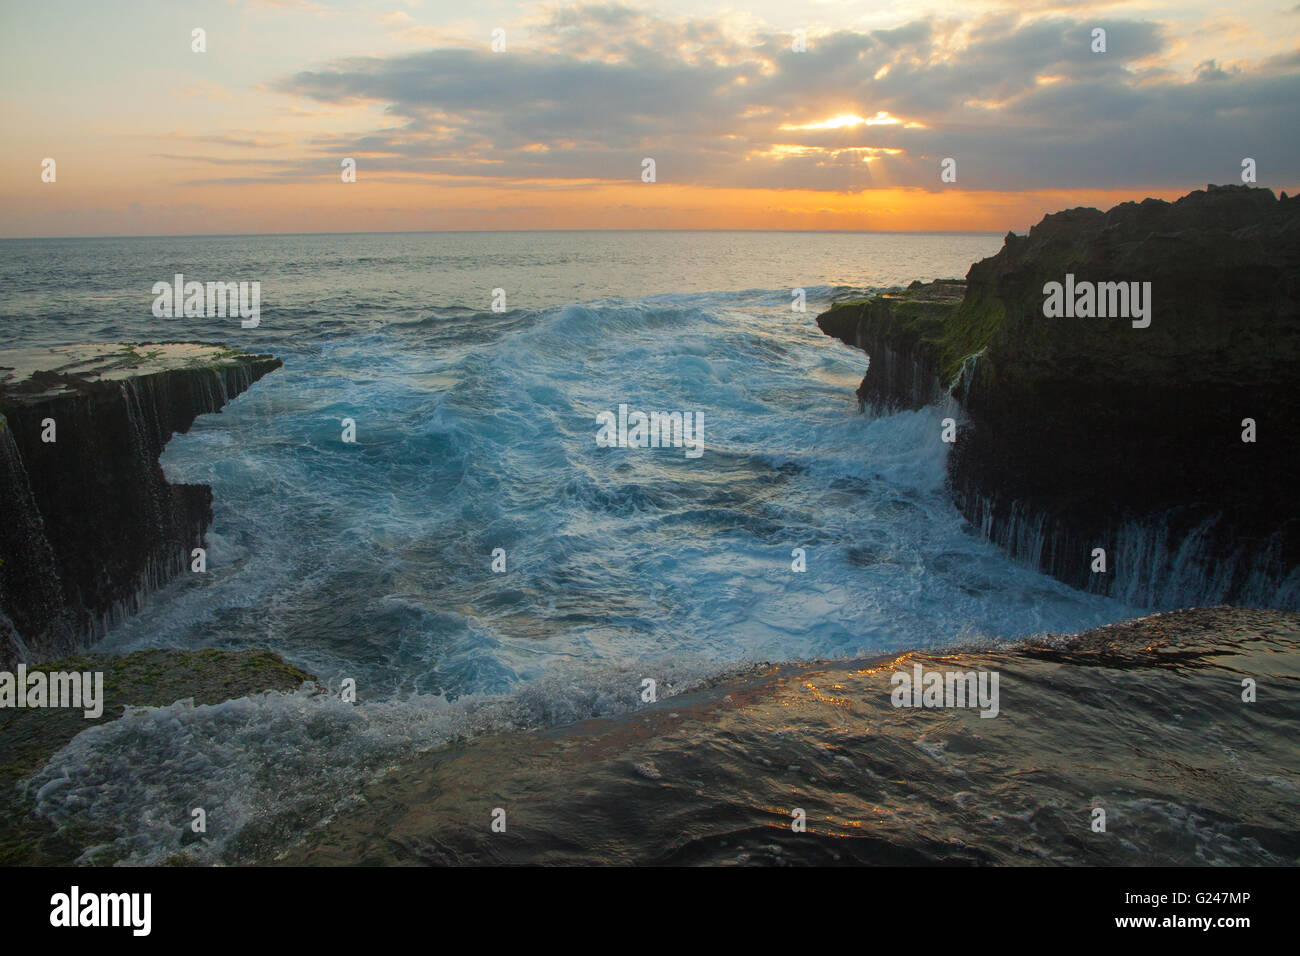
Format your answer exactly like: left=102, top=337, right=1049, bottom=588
left=22, top=655, right=743, bottom=865
left=26, top=607, right=1300, bottom=866
left=14, top=279, right=1151, bottom=865
left=91, top=289, right=1134, bottom=695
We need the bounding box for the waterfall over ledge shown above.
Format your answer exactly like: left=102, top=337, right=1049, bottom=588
left=816, top=185, right=1300, bottom=610
left=0, top=343, right=282, bottom=666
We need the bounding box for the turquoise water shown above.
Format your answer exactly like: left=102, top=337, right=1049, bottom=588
left=2, top=231, right=1143, bottom=862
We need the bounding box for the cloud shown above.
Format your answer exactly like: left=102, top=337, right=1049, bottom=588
left=248, top=2, right=1300, bottom=192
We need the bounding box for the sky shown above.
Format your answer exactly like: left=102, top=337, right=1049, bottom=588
left=1, top=0, right=1297, bottom=236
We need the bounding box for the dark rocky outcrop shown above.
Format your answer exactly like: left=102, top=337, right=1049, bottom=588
left=818, top=185, right=1300, bottom=609
left=0, top=344, right=282, bottom=666
left=816, top=279, right=966, bottom=414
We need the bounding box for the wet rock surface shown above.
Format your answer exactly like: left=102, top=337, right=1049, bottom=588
left=280, top=607, right=1300, bottom=866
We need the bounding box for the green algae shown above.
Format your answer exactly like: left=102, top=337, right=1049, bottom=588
left=818, top=278, right=996, bottom=386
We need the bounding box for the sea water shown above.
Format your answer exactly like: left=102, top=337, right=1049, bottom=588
left=1, top=230, right=1141, bottom=862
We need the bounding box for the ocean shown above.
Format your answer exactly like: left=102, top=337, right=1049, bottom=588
left=1, top=231, right=1153, bottom=863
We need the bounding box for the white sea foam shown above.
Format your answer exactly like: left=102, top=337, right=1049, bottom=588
left=24, top=655, right=735, bottom=865
left=11, top=232, right=1142, bottom=863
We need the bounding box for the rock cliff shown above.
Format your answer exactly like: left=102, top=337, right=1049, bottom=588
left=0, top=343, right=281, bottom=665
left=818, top=185, right=1300, bottom=608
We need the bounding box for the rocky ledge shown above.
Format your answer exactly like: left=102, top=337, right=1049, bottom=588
left=0, top=344, right=282, bottom=666
left=818, top=185, right=1300, bottom=609
left=282, top=606, right=1300, bottom=866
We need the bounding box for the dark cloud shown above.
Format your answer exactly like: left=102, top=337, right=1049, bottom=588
left=254, top=3, right=1300, bottom=192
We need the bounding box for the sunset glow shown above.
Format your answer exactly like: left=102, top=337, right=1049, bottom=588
left=1, top=0, right=1296, bottom=237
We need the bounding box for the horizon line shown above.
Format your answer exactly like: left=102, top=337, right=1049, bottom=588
left=0, top=226, right=1011, bottom=242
